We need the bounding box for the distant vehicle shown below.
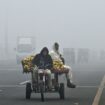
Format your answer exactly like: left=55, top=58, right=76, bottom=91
left=100, top=50, right=105, bottom=61
left=63, top=48, right=76, bottom=65
left=77, top=48, right=89, bottom=64
left=16, top=36, right=35, bottom=64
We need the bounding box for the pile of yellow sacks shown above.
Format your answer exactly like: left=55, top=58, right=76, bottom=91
left=53, top=60, right=64, bottom=71
left=21, top=55, right=35, bottom=73
left=21, top=55, right=64, bottom=73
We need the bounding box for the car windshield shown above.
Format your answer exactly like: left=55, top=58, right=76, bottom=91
left=17, top=44, right=33, bottom=53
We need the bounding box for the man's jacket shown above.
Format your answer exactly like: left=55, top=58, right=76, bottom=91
left=32, top=54, right=53, bottom=70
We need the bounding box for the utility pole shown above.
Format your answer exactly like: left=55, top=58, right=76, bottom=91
left=5, top=3, right=8, bottom=59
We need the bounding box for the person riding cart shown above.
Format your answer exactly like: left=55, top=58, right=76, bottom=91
left=50, top=42, right=76, bottom=88
left=32, top=47, right=53, bottom=90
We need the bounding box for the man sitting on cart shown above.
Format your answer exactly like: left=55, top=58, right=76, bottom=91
left=50, top=42, right=76, bottom=88
left=32, top=47, right=53, bottom=90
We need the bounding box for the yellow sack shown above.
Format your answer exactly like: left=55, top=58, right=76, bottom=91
left=21, top=55, right=35, bottom=73
left=53, top=60, right=64, bottom=71
left=22, top=55, right=64, bottom=73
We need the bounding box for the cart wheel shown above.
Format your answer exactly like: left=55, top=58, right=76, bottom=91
left=26, top=83, right=32, bottom=99
left=40, top=82, right=44, bottom=102
left=59, top=83, right=65, bottom=100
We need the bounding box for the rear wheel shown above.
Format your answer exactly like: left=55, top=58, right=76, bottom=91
left=26, top=83, right=32, bottom=99
left=59, top=83, right=65, bottom=100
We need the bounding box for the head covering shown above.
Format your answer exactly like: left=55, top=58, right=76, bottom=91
left=53, top=42, right=59, bottom=52
left=40, top=47, right=49, bottom=55
left=54, top=42, right=59, bottom=47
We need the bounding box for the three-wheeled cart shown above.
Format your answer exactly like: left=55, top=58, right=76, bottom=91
left=25, top=68, right=65, bottom=102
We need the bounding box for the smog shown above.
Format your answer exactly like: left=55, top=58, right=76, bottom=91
left=0, top=0, right=105, bottom=105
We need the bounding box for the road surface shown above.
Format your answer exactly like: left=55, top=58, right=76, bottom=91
left=0, top=62, right=105, bottom=105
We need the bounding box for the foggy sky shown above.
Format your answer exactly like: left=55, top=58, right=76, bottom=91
left=0, top=0, right=105, bottom=53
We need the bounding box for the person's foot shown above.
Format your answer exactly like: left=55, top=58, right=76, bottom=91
left=67, top=80, right=76, bottom=88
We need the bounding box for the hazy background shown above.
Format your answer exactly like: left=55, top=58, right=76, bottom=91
left=0, top=0, right=105, bottom=60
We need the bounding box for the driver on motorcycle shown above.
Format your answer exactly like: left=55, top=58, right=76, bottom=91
left=32, top=47, right=53, bottom=90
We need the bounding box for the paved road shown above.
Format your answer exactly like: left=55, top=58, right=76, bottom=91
left=0, top=63, right=105, bottom=105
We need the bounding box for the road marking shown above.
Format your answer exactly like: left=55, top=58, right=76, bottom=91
left=92, top=75, right=105, bottom=105
left=77, top=86, right=99, bottom=88
left=66, top=85, right=103, bottom=88
left=19, top=80, right=31, bottom=85
left=0, top=84, right=104, bottom=89
left=0, top=85, right=25, bottom=88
